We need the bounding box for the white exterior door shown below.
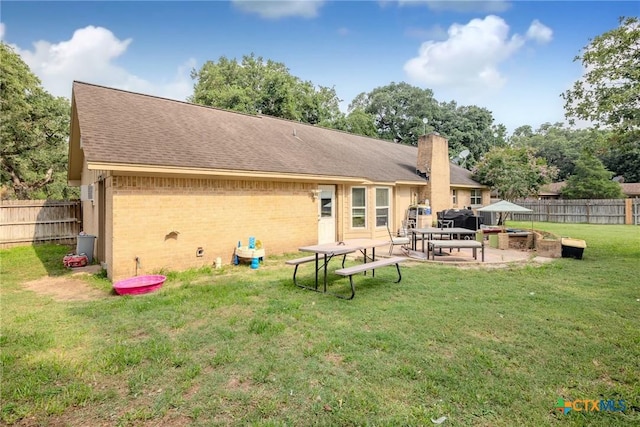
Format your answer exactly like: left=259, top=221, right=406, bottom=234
left=317, top=185, right=336, bottom=244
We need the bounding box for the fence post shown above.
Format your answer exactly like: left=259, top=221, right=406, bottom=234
left=586, top=201, right=590, bottom=223
left=625, top=198, right=632, bottom=225
left=546, top=203, right=550, bottom=222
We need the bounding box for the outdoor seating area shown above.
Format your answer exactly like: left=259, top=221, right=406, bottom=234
left=285, top=229, right=534, bottom=298
left=394, top=239, right=531, bottom=264
left=284, top=201, right=567, bottom=298
left=428, top=239, right=484, bottom=261
left=286, top=238, right=406, bottom=299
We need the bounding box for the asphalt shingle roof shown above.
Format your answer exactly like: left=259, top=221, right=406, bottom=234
left=540, top=181, right=640, bottom=197
left=73, top=81, right=483, bottom=186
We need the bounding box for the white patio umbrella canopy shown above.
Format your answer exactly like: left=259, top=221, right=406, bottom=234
left=477, top=200, right=533, bottom=229
left=477, top=200, right=532, bottom=213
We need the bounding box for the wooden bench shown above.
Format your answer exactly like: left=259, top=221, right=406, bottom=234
left=334, top=256, right=407, bottom=300
left=428, top=239, right=484, bottom=261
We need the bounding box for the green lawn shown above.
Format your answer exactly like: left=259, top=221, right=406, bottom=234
left=1, top=223, right=639, bottom=426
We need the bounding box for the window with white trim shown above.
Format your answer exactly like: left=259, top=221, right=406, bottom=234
left=375, top=187, right=390, bottom=227
left=452, top=189, right=457, bottom=205
left=351, top=187, right=366, bottom=228
left=470, top=189, right=482, bottom=205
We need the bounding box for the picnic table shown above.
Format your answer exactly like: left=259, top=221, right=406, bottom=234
left=286, top=239, right=405, bottom=299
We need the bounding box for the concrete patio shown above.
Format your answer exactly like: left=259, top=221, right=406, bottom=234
left=389, top=242, right=549, bottom=266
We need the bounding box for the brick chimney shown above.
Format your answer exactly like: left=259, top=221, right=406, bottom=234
left=416, top=133, right=450, bottom=216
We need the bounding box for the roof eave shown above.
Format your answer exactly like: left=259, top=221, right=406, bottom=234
left=450, top=183, right=489, bottom=189
left=87, top=162, right=384, bottom=184
left=67, top=94, right=84, bottom=184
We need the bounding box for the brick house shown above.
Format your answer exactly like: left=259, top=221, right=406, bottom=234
left=68, top=82, right=489, bottom=280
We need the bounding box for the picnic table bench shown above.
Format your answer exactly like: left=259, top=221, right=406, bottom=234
left=428, top=239, right=484, bottom=261
left=285, top=250, right=350, bottom=290
left=286, top=239, right=405, bottom=300
left=334, top=256, right=406, bottom=300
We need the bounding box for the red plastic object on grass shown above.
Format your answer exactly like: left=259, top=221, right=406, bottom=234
left=63, top=253, right=88, bottom=268
left=113, top=275, right=167, bottom=295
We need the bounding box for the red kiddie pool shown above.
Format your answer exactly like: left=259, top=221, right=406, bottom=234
left=113, top=275, right=167, bottom=295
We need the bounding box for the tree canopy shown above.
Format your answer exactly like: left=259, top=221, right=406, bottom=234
left=350, top=82, right=506, bottom=165
left=349, top=82, right=439, bottom=145
left=190, top=53, right=342, bottom=126
left=561, top=16, right=639, bottom=148
left=0, top=43, right=72, bottom=200
left=472, top=146, right=557, bottom=200
left=509, top=122, right=606, bottom=181
left=601, top=144, right=640, bottom=182
left=509, top=121, right=640, bottom=183
left=561, top=152, right=625, bottom=199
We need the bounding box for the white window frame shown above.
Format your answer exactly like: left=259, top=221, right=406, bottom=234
left=375, top=187, right=390, bottom=228
left=470, top=189, right=482, bottom=206
left=452, top=189, right=457, bottom=205
left=351, top=187, right=367, bottom=228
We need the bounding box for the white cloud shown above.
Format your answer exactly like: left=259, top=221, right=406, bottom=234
left=398, top=0, right=511, bottom=13
left=232, top=0, right=325, bottom=19
left=0, top=22, right=5, bottom=40
left=11, top=25, right=193, bottom=102
left=156, top=58, right=197, bottom=101
left=526, top=19, right=553, bottom=43
left=404, top=15, right=527, bottom=90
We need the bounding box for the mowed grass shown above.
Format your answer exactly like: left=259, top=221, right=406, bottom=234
left=1, top=223, right=638, bottom=426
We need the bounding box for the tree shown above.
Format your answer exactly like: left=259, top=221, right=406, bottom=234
left=0, top=43, right=72, bottom=200
left=601, top=144, right=640, bottom=182
left=190, top=53, right=342, bottom=126
left=436, top=102, right=507, bottom=167
left=350, top=82, right=505, bottom=165
left=510, top=122, right=605, bottom=181
left=472, top=146, right=557, bottom=200
left=349, top=82, right=439, bottom=145
left=561, top=152, right=625, bottom=199
left=561, top=17, right=639, bottom=145
left=329, top=108, right=378, bottom=138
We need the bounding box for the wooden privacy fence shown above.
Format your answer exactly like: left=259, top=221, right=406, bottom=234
left=507, top=199, right=639, bottom=225
left=0, top=200, right=82, bottom=248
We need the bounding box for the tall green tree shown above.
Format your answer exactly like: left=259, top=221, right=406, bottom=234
left=561, top=152, right=625, bottom=199
left=0, top=43, right=71, bottom=200
left=350, top=82, right=505, bottom=166
left=472, top=146, right=557, bottom=200
left=190, top=53, right=342, bottom=126
left=561, top=16, right=639, bottom=149
left=510, top=122, right=605, bottom=181
left=436, top=102, right=507, bottom=167
left=601, top=145, right=640, bottom=182
left=349, top=82, right=439, bottom=145
left=329, top=108, right=378, bottom=138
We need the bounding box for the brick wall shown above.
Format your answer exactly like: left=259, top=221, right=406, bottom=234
left=452, top=188, right=491, bottom=209
left=108, top=176, right=318, bottom=280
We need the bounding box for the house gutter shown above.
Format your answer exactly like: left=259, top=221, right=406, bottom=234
left=87, top=162, right=383, bottom=185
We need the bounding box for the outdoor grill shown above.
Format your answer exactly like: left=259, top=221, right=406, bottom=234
left=437, top=209, right=483, bottom=230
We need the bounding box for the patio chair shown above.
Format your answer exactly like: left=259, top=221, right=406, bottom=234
left=399, top=219, right=415, bottom=236
left=386, top=222, right=411, bottom=255
left=437, top=219, right=454, bottom=228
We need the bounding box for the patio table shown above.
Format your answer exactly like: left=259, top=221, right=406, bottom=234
left=411, top=227, right=478, bottom=253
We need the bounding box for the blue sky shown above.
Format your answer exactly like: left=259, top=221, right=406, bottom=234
left=1, top=1, right=637, bottom=133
